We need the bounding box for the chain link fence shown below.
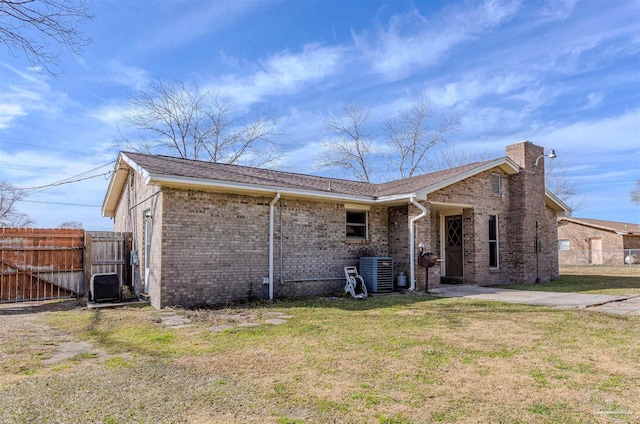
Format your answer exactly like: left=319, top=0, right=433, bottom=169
left=559, top=249, right=640, bottom=270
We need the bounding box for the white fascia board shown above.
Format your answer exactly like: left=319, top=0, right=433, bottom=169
left=375, top=193, right=420, bottom=204
left=416, top=158, right=519, bottom=197
left=120, top=153, right=151, bottom=182
left=147, top=174, right=376, bottom=204
left=545, top=189, right=571, bottom=213
left=102, top=154, right=132, bottom=217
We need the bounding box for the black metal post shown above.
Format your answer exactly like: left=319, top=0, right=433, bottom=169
left=535, top=221, right=540, bottom=283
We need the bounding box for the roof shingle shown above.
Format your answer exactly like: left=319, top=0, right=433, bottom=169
left=560, top=217, right=640, bottom=234
left=122, top=152, right=499, bottom=199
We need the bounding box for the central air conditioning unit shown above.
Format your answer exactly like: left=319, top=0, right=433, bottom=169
left=359, top=257, right=393, bottom=293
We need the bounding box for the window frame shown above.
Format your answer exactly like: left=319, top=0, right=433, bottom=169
left=488, top=214, right=499, bottom=269
left=345, top=210, right=368, bottom=240
left=558, top=239, right=570, bottom=251
left=490, top=173, right=501, bottom=195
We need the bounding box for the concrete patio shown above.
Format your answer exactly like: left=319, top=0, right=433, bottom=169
left=436, top=285, right=640, bottom=315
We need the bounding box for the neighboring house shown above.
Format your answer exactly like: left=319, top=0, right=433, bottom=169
left=102, top=141, right=570, bottom=309
left=557, top=217, right=640, bottom=266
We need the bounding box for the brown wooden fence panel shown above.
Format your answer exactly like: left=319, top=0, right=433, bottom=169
left=85, top=232, right=132, bottom=289
left=0, top=228, right=84, bottom=302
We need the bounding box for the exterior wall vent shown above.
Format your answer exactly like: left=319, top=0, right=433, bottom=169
left=359, top=257, right=394, bottom=293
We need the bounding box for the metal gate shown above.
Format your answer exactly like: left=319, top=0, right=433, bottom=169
left=0, top=228, right=84, bottom=303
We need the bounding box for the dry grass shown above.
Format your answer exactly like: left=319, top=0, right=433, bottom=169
left=0, top=295, right=638, bottom=423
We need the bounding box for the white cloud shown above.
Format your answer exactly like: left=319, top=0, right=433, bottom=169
left=107, top=60, right=150, bottom=90
left=352, top=1, right=520, bottom=81
left=536, top=0, right=578, bottom=21
left=0, top=64, right=67, bottom=129
left=213, top=44, right=348, bottom=105
left=533, top=109, right=640, bottom=153
left=427, top=73, right=535, bottom=108
left=584, top=92, right=604, bottom=109
left=88, top=103, right=136, bottom=126
left=141, top=0, right=263, bottom=51
left=0, top=103, right=26, bottom=129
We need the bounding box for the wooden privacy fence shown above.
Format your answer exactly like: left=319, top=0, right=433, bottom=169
left=0, top=228, right=132, bottom=303
left=0, top=228, right=84, bottom=303
left=84, top=231, right=132, bottom=291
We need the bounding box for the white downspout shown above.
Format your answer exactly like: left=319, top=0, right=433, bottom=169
left=269, top=192, right=281, bottom=300
left=409, top=195, right=428, bottom=292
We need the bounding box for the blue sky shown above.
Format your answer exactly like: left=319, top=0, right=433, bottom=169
left=0, top=0, right=638, bottom=230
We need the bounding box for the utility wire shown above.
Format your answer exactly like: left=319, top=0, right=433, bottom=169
left=0, top=139, right=96, bottom=156
left=22, top=171, right=113, bottom=193
left=0, top=165, right=72, bottom=175
left=18, top=200, right=101, bottom=208
left=20, top=161, right=115, bottom=194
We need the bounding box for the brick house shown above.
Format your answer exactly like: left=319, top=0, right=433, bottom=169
left=557, top=217, right=640, bottom=266
left=102, top=141, right=570, bottom=309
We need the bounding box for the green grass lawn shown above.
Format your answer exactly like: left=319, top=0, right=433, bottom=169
left=1, top=293, right=639, bottom=423
left=506, top=266, right=640, bottom=295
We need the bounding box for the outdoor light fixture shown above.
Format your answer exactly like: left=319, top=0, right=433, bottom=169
left=535, top=149, right=557, bottom=166
left=418, top=241, right=425, bottom=253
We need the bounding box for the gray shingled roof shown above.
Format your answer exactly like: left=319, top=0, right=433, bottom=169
left=123, top=152, right=497, bottom=199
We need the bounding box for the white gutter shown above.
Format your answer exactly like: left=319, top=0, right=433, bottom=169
left=409, top=195, right=428, bottom=292
left=147, top=174, right=373, bottom=204
left=269, top=192, right=281, bottom=300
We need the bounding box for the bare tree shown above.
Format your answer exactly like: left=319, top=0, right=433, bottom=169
left=0, top=0, right=92, bottom=74
left=0, top=181, right=34, bottom=227
left=317, top=98, right=459, bottom=182
left=631, top=178, right=640, bottom=204
left=432, top=144, right=494, bottom=170
left=118, top=80, right=281, bottom=167
left=385, top=96, right=460, bottom=178
left=545, top=159, right=585, bottom=212
left=316, top=102, right=378, bottom=182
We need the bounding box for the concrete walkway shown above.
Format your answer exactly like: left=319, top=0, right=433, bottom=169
left=436, top=285, right=640, bottom=315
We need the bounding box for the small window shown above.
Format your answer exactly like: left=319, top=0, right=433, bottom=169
left=558, top=239, right=570, bottom=251
left=346, top=211, right=367, bottom=240
left=491, top=174, right=501, bottom=194
left=489, top=214, right=498, bottom=268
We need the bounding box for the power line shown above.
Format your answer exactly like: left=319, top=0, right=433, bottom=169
left=0, top=139, right=96, bottom=156
left=0, top=165, right=72, bottom=175
left=22, top=171, right=113, bottom=193
left=20, top=161, right=115, bottom=194
left=18, top=200, right=101, bottom=208
left=1, top=139, right=111, bottom=156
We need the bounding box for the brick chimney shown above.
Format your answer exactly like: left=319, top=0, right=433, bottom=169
left=506, top=141, right=552, bottom=283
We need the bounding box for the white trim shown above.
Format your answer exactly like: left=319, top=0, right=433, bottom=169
left=345, top=210, right=368, bottom=240
left=545, top=189, right=571, bottom=215
left=344, top=203, right=371, bottom=211
left=148, top=173, right=375, bottom=204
